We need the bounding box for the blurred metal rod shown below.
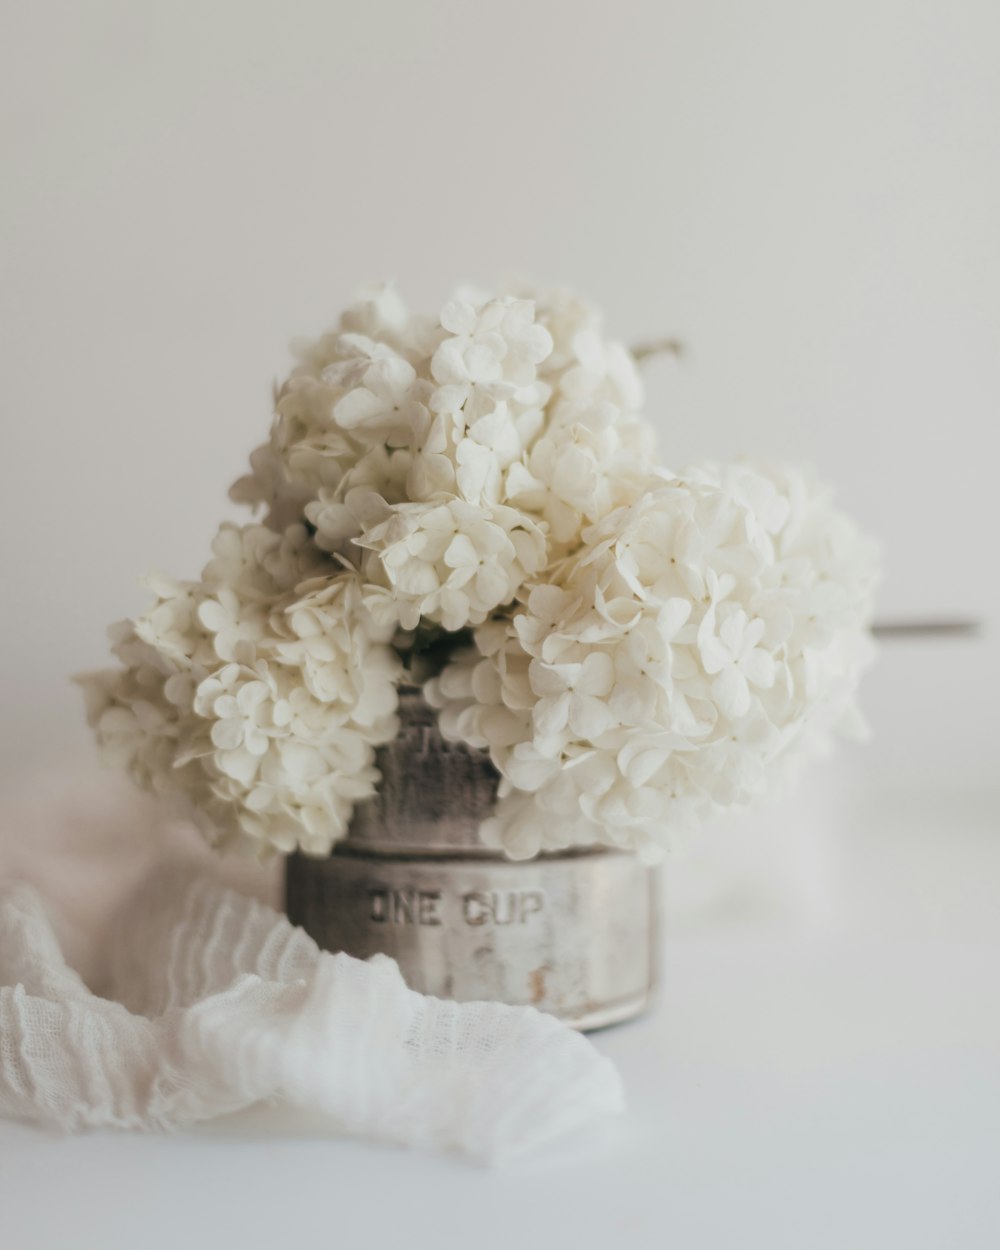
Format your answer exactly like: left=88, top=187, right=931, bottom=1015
left=871, top=619, right=983, bottom=639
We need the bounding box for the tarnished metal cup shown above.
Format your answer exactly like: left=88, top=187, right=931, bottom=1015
left=285, top=688, right=657, bottom=1030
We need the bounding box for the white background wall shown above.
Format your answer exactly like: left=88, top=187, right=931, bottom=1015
left=2, top=0, right=997, bottom=780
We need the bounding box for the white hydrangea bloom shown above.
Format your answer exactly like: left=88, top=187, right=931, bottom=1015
left=426, top=462, right=878, bottom=862
left=78, top=524, right=401, bottom=858
left=232, top=282, right=658, bottom=571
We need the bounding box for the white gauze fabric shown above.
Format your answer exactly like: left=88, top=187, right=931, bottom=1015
left=0, top=866, right=624, bottom=1163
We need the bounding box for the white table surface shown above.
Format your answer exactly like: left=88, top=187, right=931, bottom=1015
left=2, top=638, right=998, bottom=1250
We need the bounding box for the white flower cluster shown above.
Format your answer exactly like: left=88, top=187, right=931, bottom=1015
left=83, top=281, right=877, bottom=861
left=232, top=284, right=655, bottom=629
left=79, top=523, right=401, bottom=857
left=425, top=462, right=878, bottom=861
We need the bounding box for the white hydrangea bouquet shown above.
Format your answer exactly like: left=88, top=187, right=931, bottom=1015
left=80, top=283, right=878, bottom=867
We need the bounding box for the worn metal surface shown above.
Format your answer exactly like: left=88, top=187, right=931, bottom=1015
left=347, top=690, right=500, bottom=854
left=285, top=687, right=658, bottom=1029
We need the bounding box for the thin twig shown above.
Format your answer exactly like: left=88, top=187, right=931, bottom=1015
left=631, top=338, right=685, bottom=364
